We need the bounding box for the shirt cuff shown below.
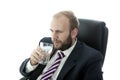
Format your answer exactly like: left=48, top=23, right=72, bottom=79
left=26, top=60, right=38, bottom=73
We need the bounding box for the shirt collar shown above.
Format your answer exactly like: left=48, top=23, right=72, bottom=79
left=58, top=39, right=77, bottom=57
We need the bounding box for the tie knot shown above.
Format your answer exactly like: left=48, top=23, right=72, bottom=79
left=58, top=52, right=65, bottom=59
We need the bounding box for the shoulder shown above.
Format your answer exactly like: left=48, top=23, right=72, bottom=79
left=75, top=40, right=103, bottom=61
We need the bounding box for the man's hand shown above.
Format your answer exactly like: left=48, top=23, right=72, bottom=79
left=30, top=47, right=44, bottom=66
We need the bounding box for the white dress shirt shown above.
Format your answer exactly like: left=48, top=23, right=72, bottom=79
left=26, top=39, right=77, bottom=80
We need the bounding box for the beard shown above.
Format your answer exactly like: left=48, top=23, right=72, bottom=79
left=52, top=34, right=73, bottom=51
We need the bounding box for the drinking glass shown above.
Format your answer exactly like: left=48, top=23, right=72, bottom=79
left=39, top=42, right=53, bottom=64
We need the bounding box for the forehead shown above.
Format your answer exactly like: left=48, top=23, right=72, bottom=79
left=50, top=15, right=70, bottom=30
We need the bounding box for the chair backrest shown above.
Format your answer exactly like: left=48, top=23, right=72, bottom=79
left=77, top=19, right=108, bottom=64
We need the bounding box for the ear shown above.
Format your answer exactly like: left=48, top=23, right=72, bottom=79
left=71, top=28, right=78, bottom=39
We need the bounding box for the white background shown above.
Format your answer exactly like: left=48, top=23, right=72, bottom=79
left=0, top=0, right=120, bottom=80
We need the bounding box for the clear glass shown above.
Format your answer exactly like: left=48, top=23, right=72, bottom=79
left=39, top=42, right=53, bottom=64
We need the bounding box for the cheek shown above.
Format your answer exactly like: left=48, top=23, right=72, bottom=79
left=60, top=33, right=70, bottom=42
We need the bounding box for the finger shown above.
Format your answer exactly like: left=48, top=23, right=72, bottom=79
left=30, top=54, right=39, bottom=65
left=35, top=49, right=44, bottom=58
left=36, top=46, right=42, bottom=52
left=34, top=49, right=44, bottom=60
left=32, top=53, right=39, bottom=61
left=33, top=50, right=40, bottom=57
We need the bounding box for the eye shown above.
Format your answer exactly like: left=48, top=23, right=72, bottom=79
left=56, top=30, right=62, bottom=33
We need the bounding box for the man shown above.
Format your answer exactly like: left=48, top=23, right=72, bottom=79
left=20, top=11, right=103, bottom=80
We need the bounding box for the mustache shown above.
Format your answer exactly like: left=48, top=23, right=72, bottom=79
left=52, top=38, right=61, bottom=42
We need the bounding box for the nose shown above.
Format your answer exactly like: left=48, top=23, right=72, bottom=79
left=51, top=32, right=58, bottom=41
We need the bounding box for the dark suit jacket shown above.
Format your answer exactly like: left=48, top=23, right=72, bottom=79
left=20, top=40, right=103, bottom=80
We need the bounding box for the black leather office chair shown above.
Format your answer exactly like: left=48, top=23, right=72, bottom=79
left=77, top=19, right=108, bottom=65
left=40, top=19, right=108, bottom=65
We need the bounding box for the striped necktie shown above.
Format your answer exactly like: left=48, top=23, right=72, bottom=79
left=40, top=51, right=65, bottom=80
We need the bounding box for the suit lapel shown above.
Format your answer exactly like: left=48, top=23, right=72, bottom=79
left=57, top=41, right=83, bottom=80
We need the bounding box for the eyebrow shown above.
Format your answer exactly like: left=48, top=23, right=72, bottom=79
left=50, top=29, right=63, bottom=33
